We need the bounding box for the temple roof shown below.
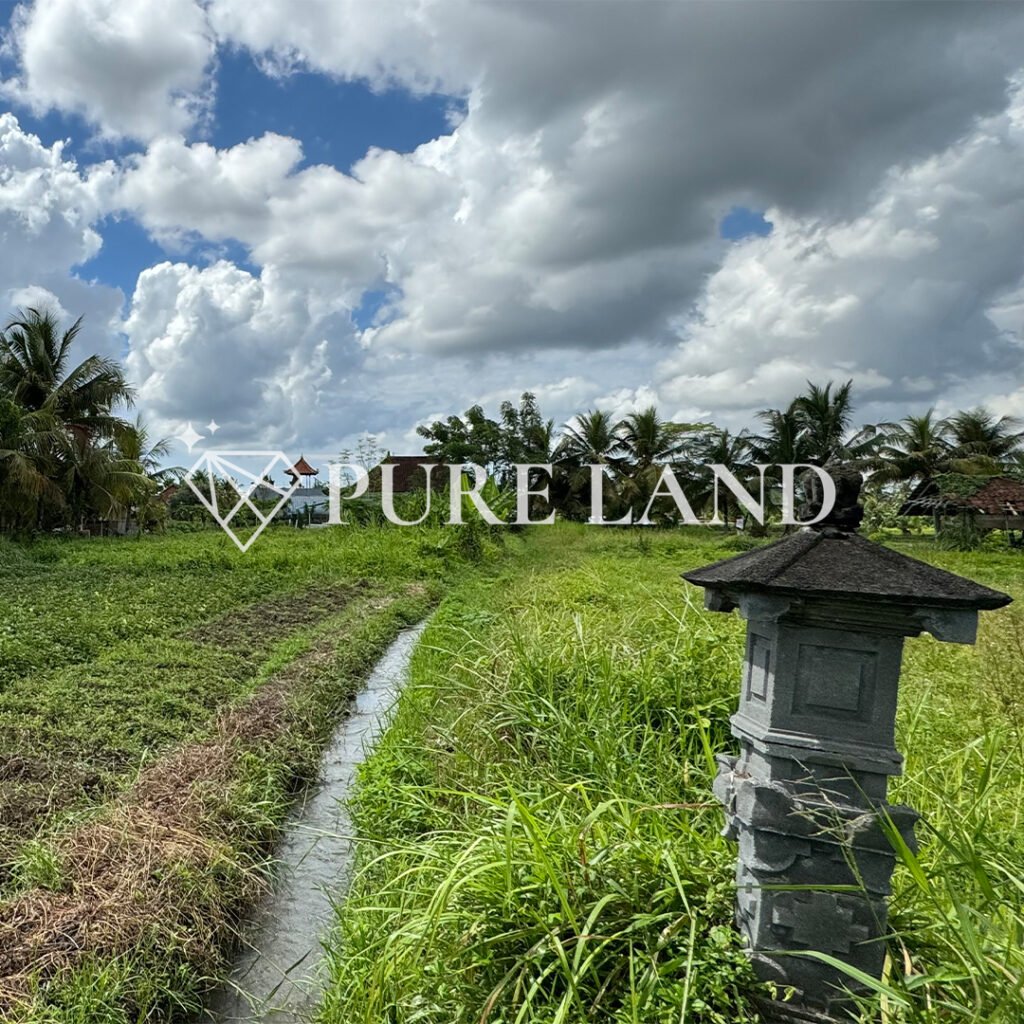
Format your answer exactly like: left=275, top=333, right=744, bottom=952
left=287, top=455, right=319, bottom=477
left=683, top=529, right=1011, bottom=610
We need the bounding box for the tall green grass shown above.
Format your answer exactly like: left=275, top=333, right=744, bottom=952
left=320, top=530, right=765, bottom=1023
left=320, top=528, right=1024, bottom=1023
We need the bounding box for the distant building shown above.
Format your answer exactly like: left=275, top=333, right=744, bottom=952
left=251, top=456, right=327, bottom=519
left=366, top=456, right=449, bottom=494
left=284, top=456, right=326, bottom=519
left=899, top=475, right=1024, bottom=530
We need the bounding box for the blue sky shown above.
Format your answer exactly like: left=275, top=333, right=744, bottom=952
left=0, top=13, right=764, bottom=316
left=0, top=0, right=1021, bottom=458
left=719, top=207, right=771, bottom=241
left=1, top=32, right=458, bottom=310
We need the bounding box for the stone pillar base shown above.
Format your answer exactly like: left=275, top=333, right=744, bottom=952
left=716, top=751, right=914, bottom=1016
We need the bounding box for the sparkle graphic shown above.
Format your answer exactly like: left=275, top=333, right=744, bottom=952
left=184, top=450, right=300, bottom=552
left=206, top=419, right=220, bottom=434
left=177, top=422, right=204, bottom=452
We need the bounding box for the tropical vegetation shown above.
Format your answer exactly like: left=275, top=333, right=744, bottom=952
left=2, top=305, right=1020, bottom=543
left=0, top=308, right=169, bottom=534
left=418, top=379, right=1023, bottom=534
left=2, top=307, right=1024, bottom=1024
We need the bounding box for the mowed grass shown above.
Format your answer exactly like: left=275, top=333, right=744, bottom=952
left=0, top=526, right=470, bottom=866
left=319, top=526, right=1024, bottom=1024
left=0, top=523, right=505, bottom=1019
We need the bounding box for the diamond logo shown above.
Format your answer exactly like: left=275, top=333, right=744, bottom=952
left=184, top=450, right=301, bottom=552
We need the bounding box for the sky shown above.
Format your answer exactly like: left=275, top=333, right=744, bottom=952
left=0, top=0, right=1023, bottom=467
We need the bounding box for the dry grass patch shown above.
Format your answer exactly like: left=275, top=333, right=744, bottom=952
left=0, top=593, right=411, bottom=1016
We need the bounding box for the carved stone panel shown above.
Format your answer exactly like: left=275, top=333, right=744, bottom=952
left=791, top=643, right=877, bottom=721
left=744, top=631, right=772, bottom=704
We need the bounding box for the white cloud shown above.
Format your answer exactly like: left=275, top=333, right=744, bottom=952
left=2, top=0, right=214, bottom=141
left=120, top=2, right=1024, bottom=380
left=658, top=85, right=1024, bottom=424
left=0, top=113, right=114, bottom=274
left=0, top=113, right=122, bottom=357
left=6, top=1, right=1024, bottom=447
left=125, top=261, right=313, bottom=435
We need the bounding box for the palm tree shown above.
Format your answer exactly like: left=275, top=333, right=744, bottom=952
left=947, top=408, right=1023, bottom=467
left=556, top=410, right=624, bottom=468
left=791, top=380, right=879, bottom=466
left=616, top=406, right=690, bottom=517
left=872, top=410, right=954, bottom=486
left=793, top=380, right=852, bottom=463
left=749, top=406, right=813, bottom=468
left=117, top=415, right=180, bottom=483
left=60, top=432, right=151, bottom=529
left=553, top=409, right=625, bottom=520
left=0, top=398, right=65, bottom=528
left=682, top=427, right=754, bottom=525
left=618, top=406, right=685, bottom=471
left=0, top=308, right=135, bottom=435
left=0, top=307, right=140, bottom=530
left=110, top=416, right=182, bottom=534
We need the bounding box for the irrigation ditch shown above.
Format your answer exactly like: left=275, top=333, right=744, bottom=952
left=203, top=622, right=427, bottom=1023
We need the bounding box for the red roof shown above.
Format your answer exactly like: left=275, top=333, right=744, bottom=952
left=287, top=455, right=319, bottom=478
left=957, top=477, right=1024, bottom=514
left=367, top=456, right=448, bottom=493
left=901, top=475, right=1024, bottom=515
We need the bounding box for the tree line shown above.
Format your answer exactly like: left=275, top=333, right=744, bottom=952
left=417, top=382, right=1024, bottom=526
left=0, top=308, right=173, bottom=534
left=2, top=305, right=1021, bottom=536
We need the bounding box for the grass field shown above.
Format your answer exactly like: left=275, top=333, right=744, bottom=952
left=0, top=523, right=504, bottom=1020
left=318, top=526, right=1024, bottom=1024
left=1, top=524, right=1022, bottom=1022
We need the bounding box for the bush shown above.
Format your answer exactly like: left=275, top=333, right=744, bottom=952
left=936, top=513, right=984, bottom=551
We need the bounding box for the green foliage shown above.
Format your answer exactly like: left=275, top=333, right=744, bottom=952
left=319, top=529, right=1024, bottom=1024
left=9, top=840, right=65, bottom=893
left=0, top=306, right=166, bottom=533
left=861, top=486, right=916, bottom=535
left=0, top=525, right=494, bottom=879
left=935, top=512, right=985, bottom=551
left=3, top=496, right=1024, bottom=1023
left=417, top=392, right=553, bottom=488
left=932, top=472, right=990, bottom=499
left=319, top=528, right=765, bottom=1023
left=0, top=521, right=502, bottom=1022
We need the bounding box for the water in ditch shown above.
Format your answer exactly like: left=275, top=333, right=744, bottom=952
left=203, top=622, right=427, bottom=1023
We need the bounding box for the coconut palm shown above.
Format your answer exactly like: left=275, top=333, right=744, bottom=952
left=552, top=410, right=625, bottom=520
left=791, top=381, right=854, bottom=463
left=60, top=432, right=151, bottom=528
left=0, top=308, right=135, bottom=436
left=618, top=406, right=685, bottom=471
left=0, top=398, right=65, bottom=528
left=748, top=406, right=813, bottom=468
left=681, top=427, right=754, bottom=524
left=872, top=410, right=955, bottom=485
left=556, top=410, right=624, bottom=468
left=117, top=415, right=181, bottom=483
left=947, top=408, right=1023, bottom=467
left=615, top=406, right=690, bottom=517
left=0, top=307, right=144, bottom=530
left=790, top=380, right=878, bottom=466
